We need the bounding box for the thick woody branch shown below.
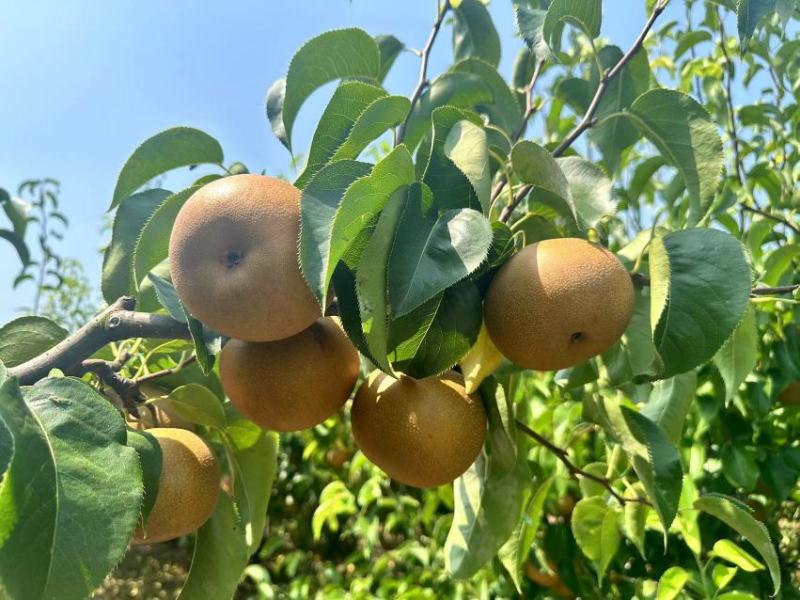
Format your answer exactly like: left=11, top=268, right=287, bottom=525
left=8, top=296, right=191, bottom=385
left=500, top=1, right=667, bottom=223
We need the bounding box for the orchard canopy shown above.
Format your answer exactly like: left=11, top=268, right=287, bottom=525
left=1, top=0, right=800, bottom=598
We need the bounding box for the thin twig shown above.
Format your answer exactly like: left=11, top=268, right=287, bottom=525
left=716, top=6, right=744, bottom=186
left=499, top=1, right=667, bottom=223
left=396, top=0, right=451, bottom=144
left=515, top=419, right=651, bottom=506
left=490, top=58, right=547, bottom=204
left=751, top=284, right=799, bottom=297
left=8, top=296, right=191, bottom=385
left=741, top=205, right=800, bottom=236
left=135, top=354, right=198, bottom=386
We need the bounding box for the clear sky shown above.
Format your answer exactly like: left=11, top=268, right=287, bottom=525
left=0, top=0, right=672, bottom=322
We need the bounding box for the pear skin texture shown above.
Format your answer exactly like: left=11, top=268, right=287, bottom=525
left=484, top=238, right=634, bottom=371
left=778, top=380, right=800, bottom=406
left=220, top=318, right=360, bottom=432
left=133, top=428, right=220, bottom=545
left=127, top=384, right=195, bottom=431
left=350, top=371, right=487, bottom=488
left=168, top=174, right=320, bottom=342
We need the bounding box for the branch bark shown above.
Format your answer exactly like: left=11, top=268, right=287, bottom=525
left=741, top=205, right=800, bottom=236
left=499, top=1, right=667, bottom=223
left=8, top=296, right=191, bottom=385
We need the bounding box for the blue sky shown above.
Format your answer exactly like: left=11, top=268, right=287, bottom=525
left=0, top=0, right=672, bottom=322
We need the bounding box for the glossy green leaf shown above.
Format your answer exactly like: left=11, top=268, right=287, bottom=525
left=649, top=229, right=751, bottom=377
left=623, top=486, right=649, bottom=558
left=514, top=4, right=549, bottom=61
left=452, top=0, right=501, bottom=67
left=323, top=146, right=415, bottom=306
left=445, top=452, right=529, bottom=578
left=557, top=156, right=614, bottom=226
left=712, top=563, right=739, bottom=592
left=328, top=96, right=411, bottom=164
left=511, top=141, right=576, bottom=221
left=0, top=377, right=142, bottom=600
left=168, top=384, right=227, bottom=429
left=695, top=493, right=781, bottom=594
left=299, top=160, right=373, bottom=305
left=147, top=272, right=187, bottom=323
left=389, top=281, right=483, bottom=378
left=126, top=429, right=163, bottom=523
left=737, top=0, right=778, bottom=47
left=102, top=188, right=170, bottom=303
left=224, top=418, right=279, bottom=553
left=388, top=198, right=491, bottom=317
left=295, top=82, right=387, bottom=189
left=656, top=566, right=689, bottom=600
left=266, top=28, right=380, bottom=151
left=626, top=90, right=723, bottom=225
left=711, top=539, right=765, bottom=572
left=543, top=0, right=602, bottom=55
left=178, top=492, right=247, bottom=600
left=641, top=371, right=697, bottom=444
left=570, top=496, right=620, bottom=584
left=713, top=306, right=758, bottom=402
left=111, top=127, right=222, bottom=210
left=721, top=444, right=759, bottom=491
left=375, top=34, right=404, bottom=82
left=0, top=316, right=68, bottom=368
left=133, top=186, right=200, bottom=290
left=0, top=229, right=30, bottom=268
left=451, top=58, right=523, bottom=136
left=401, top=71, right=493, bottom=151
left=761, top=244, right=800, bottom=286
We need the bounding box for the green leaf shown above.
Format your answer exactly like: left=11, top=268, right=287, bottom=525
left=623, top=487, right=649, bottom=558
left=445, top=452, right=530, bottom=578
left=721, top=444, right=759, bottom=491
left=570, top=496, right=620, bottom=584
left=626, top=90, right=723, bottom=225
left=543, top=0, right=602, bottom=55
left=761, top=244, right=800, bottom=286
left=591, top=46, right=650, bottom=173
left=328, top=96, right=411, bottom=164
left=648, top=229, right=752, bottom=377
left=168, top=384, right=227, bottom=429
left=147, top=272, right=187, bottom=323
left=389, top=281, right=483, bottom=378
left=514, top=4, right=549, bottom=61
left=0, top=229, right=30, bottom=268
left=737, top=0, right=778, bottom=47
left=656, top=566, right=689, bottom=600
left=451, top=58, right=523, bottom=136
left=452, top=0, right=501, bottom=67
left=224, top=418, right=279, bottom=553
left=711, top=539, right=765, bottom=572
left=102, top=189, right=170, bottom=303
left=0, top=316, right=68, bottom=368
left=299, top=160, right=373, bottom=305
left=695, top=493, right=781, bottom=595
left=713, top=306, right=758, bottom=402
left=375, top=34, right=404, bottom=82
left=578, top=462, right=609, bottom=498
left=557, top=156, right=614, bottom=226
left=133, top=186, right=200, bottom=290
left=111, top=127, right=223, bottom=210
left=401, top=71, right=493, bottom=151
left=178, top=492, right=248, bottom=600
left=325, top=146, right=415, bottom=306
left=641, top=371, right=698, bottom=445
left=498, top=476, right=554, bottom=592
left=712, top=563, right=739, bottom=591
left=266, top=29, right=381, bottom=151
left=0, top=377, right=142, bottom=600
left=421, top=107, right=487, bottom=212
left=356, top=185, right=410, bottom=373
left=183, top=310, right=217, bottom=375
left=511, top=141, right=576, bottom=221
left=388, top=198, right=492, bottom=317
left=126, top=429, right=163, bottom=523
left=295, top=82, right=387, bottom=189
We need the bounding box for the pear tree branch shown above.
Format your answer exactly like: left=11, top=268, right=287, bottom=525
left=499, top=0, right=668, bottom=223
left=8, top=296, right=192, bottom=386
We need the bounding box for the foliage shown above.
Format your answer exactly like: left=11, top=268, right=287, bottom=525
left=1, top=0, right=800, bottom=598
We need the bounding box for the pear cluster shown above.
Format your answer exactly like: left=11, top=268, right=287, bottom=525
left=138, top=175, right=637, bottom=544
